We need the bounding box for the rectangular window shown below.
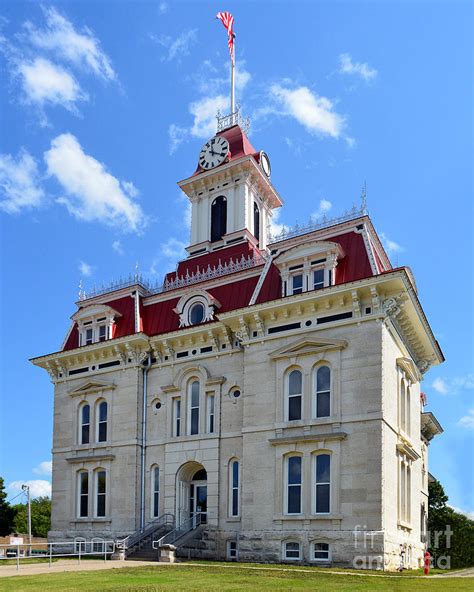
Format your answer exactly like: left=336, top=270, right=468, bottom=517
left=190, top=382, right=200, bottom=435
left=284, top=541, right=301, bottom=560
left=315, top=455, right=330, bottom=514
left=85, top=328, right=93, bottom=345
left=92, top=540, right=105, bottom=553
left=207, top=394, right=215, bottom=433
left=81, top=405, right=90, bottom=445
left=287, top=456, right=302, bottom=514
left=153, top=467, right=160, bottom=518
left=291, top=274, right=303, bottom=295
left=98, top=403, right=107, bottom=442
left=313, top=269, right=325, bottom=290
left=227, top=540, right=238, bottom=559
left=96, top=471, right=106, bottom=517
left=79, top=472, right=88, bottom=517
left=174, top=398, right=181, bottom=437
left=98, top=325, right=107, bottom=342
left=288, top=370, right=302, bottom=421
left=313, top=542, right=330, bottom=561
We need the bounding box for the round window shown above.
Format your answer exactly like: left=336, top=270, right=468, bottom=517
left=189, top=302, right=205, bottom=325
left=232, top=389, right=241, bottom=399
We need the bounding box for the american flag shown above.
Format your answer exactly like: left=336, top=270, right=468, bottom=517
left=216, top=12, right=235, bottom=63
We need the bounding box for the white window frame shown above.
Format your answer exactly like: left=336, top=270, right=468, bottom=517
left=314, top=453, right=331, bottom=515
left=207, top=394, right=215, bottom=434
left=96, top=400, right=108, bottom=443
left=151, top=465, right=160, bottom=518
left=227, top=540, right=238, bottom=560
left=314, top=365, right=331, bottom=419
left=283, top=540, right=301, bottom=561
left=74, top=537, right=87, bottom=553
left=286, top=368, right=303, bottom=422
left=284, top=454, right=303, bottom=516
left=398, top=455, right=411, bottom=525
left=310, top=541, right=331, bottom=563
left=79, top=402, right=90, bottom=445
left=95, top=469, right=107, bottom=518
left=92, top=538, right=105, bottom=553
left=188, top=379, right=200, bottom=436
left=173, top=397, right=182, bottom=437
left=77, top=470, right=89, bottom=518
left=228, top=459, right=240, bottom=518
left=291, top=273, right=304, bottom=295
left=175, top=291, right=220, bottom=328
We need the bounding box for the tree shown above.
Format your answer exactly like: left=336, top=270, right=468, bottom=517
left=12, top=497, right=51, bottom=538
left=0, top=477, right=15, bottom=536
left=428, top=478, right=474, bottom=568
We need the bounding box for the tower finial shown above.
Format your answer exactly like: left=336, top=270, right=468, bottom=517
left=78, top=279, right=85, bottom=300
left=361, top=181, right=368, bottom=213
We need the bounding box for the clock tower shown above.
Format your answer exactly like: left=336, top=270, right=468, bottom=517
left=178, top=111, right=282, bottom=257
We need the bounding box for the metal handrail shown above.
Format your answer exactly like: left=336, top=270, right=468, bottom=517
left=153, top=512, right=202, bottom=549
left=116, top=513, right=174, bottom=552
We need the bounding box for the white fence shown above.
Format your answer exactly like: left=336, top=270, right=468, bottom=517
left=0, top=539, right=116, bottom=571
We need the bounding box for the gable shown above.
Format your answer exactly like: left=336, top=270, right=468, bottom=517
left=68, top=380, right=116, bottom=396
left=269, top=337, right=348, bottom=360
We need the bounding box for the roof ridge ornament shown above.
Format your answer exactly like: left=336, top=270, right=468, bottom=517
left=216, top=104, right=250, bottom=134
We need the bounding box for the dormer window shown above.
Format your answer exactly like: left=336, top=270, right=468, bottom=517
left=72, top=305, right=121, bottom=348
left=276, top=241, right=345, bottom=298
left=174, top=290, right=221, bottom=328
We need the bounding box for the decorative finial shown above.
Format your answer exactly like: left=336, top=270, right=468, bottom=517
left=361, top=181, right=368, bottom=213
left=78, top=280, right=85, bottom=301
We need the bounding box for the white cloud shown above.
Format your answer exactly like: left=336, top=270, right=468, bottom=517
left=312, top=199, right=332, bottom=219
left=270, top=84, right=345, bottom=138
left=159, top=2, right=169, bottom=14
left=0, top=149, right=45, bottom=213
left=190, top=95, right=228, bottom=138
left=458, top=409, right=474, bottom=430
left=151, top=29, right=197, bottom=62
left=177, top=191, right=191, bottom=230
left=44, top=133, right=146, bottom=233
left=168, top=124, right=188, bottom=155
left=161, top=237, right=187, bottom=259
left=112, top=240, right=124, bottom=255
left=379, top=232, right=404, bottom=255
left=449, top=505, right=474, bottom=519
left=19, top=57, right=86, bottom=109
left=8, top=479, right=51, bottom=499
left=339, top=53, right=377, bottom=82
left=32, top=460, right=52, bottom=476
left=79, top=261, right=93, bottom=276
left=432, top=374, right=474, bottom=396
left=25, top=6, right=116, bottom=80
left=269, top=208, right=286, bottom=238
left=432, top=377, right=449, bottom=394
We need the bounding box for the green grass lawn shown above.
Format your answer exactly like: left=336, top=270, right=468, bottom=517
left=1, top=563, right=472, bottom=592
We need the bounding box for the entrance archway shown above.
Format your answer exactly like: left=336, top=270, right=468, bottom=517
left=176, top=462, right=208, bottom=526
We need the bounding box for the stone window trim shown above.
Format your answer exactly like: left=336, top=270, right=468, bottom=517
left=311, top=451, right=332, bottom=515
left=162, top=365, right=224, bottom=438
left=78, top=401, right=91, bottom=446
left=398, top=452, right=412, bottom=528
left=398, top=369, right=412, bottom=439
left=95, top=399, right=108, bottom=444
left=284, top=366, right=304, bottom=422
left=94, top=467, right=108, bottom=519
left=174, top=290, right=221, bottom=328
left=227, top=540, right=238, bottom=560
left=76, top=396, right=111, bottom=446
left=312, top=362, right=332, bottom=420
left=283, top=452, right=303, bottom=516
left=150, top=464, right=160, bottom=518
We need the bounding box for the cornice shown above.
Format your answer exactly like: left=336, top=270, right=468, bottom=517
left=269, top=431, right=348, bottom=445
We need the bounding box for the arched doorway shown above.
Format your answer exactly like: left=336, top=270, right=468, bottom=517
left=176, top=462, right=208, bottom=525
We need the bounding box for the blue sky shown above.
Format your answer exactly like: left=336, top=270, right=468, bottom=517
left=0, top=1, right=472, bottom=514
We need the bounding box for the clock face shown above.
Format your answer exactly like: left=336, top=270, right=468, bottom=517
left=260, top=151, right=271, bottom=177
left=199, top=136, right=230, bottom=170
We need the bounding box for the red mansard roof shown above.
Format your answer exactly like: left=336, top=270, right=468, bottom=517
left=62, top=224, right=383, bottom=351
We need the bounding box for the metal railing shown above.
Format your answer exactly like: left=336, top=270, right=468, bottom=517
left=153, top=512, right=202, bottom=549
left=0, top=540, right=116, bottom=571
left=116, top=513, right=175, bottom=555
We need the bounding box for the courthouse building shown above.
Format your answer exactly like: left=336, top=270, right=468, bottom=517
left=32, top=112, right=444, bottom=569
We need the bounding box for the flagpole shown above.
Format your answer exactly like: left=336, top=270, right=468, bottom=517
left=231, top=38, right=235, bottom=114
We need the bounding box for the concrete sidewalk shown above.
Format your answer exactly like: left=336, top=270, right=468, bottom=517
left=0, top=558, right=156, bottom=578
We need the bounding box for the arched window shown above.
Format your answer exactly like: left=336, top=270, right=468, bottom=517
left=97, top=401, right=107, bottom=443
left=400, top=379, right=406, bottom=432
left=287, top=369, right=302, bottom=421
left=189, top=380, right=200, bottom=435
left=406, top=386, right=411, bottom=436
left=189, top=302, right=205, bottom=325
left=77, top=471, right=88, bottom=518
left=286, top=455, right=302, bottom=515
left=283, top=540, right=301, bottom=560
left=229, top=459, right=240, bottom=517
left=253, top=202, right=260, bottom=245
left=95, top=470, right=106, bottom=517
left=211, top=196, right=227, bottom=242
left=311, top=542, right=331, bottom=562
left=80, top=404, right=90, bottom=445
left=315, top=454, right=330, bottom=514
left=315, top=366, right=331, bottom=418
left=152, top=466, right=160, bottom=518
